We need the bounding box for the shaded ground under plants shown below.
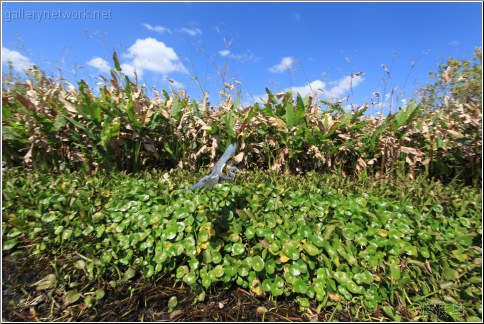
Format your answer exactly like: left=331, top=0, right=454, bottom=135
left=2, top=252, right=370, bottom=322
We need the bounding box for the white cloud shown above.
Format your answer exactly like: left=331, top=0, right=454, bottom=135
left=166, top=77, right=184, bottom=89
left=219, top=49, right=231, bottom=57
left=231, top=51, right=259, bottom=63
left=247, top=80, right=325, bottom=106
left=294, top=13, right=301, bottom=21
left=87, top=57, right=111, bottom=73
left=86, top=58, right=141, bottom=78
left=269, top=56, right=295, bottom=73
left=179, top=27, right=202, bottom=36
left=449, top=40, right=460, bottom=47
left=120, top=63, right=139, bottom=79
left=122, top=37, right=188, bottom=75
left=248, top=74, right=365, bottom=105
left=87, top=38, right=187, bottom=79
left=220, top=50, right=259, bottom=63
left=323, top=74, right=364, bottom=99
left=143, top=23, right=172, bottom=34
left=289, top=80, right=327, bottom=97
left=2, top=47, right=33, bottom=72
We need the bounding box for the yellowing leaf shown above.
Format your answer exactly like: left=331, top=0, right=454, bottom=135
left=34, top=274, right=57, bottom=290
left=447, top=129, right=464, bottom=138
left=379, top=229, right=389, bottom=237
left=251, top=285, right=263, bottom=296
left=329, top=294, right=340, bottom=301
left=334, top=255, right=340, bottom=267
left=207, top=227, right=215, bottom=236
left=64, top=290, right=81, bottom=305
left=442, top=65, right=451, bottom=82
left=280, top=253, right=290, bottom=263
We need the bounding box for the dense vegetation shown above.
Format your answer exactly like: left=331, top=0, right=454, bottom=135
left=2, top=50, right=482, bottom=184
left=3, top=169, right=482, bottom=321
left=2, top=48, right=482, bottom=321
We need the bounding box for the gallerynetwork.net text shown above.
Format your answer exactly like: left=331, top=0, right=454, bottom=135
left=4, top=8, right=113, bottom=22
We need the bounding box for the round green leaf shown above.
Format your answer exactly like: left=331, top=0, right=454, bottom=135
left=168, top=296, right=178, bottom=310
left=238, top=263, right=250, bottom=277
left=342, top=226, right=355, bottom=240
left=245, top=226, right=256, bottom=239
left=212, top=265, right=224, bottom=278
left=420, top=246, right=430, bottom=258
left=302, top=243, right=320, bottom=256
left=143, top=264, right=154, bottom=278
left=311, top=233, right=325, bottom=248
left=184, top=271, right=197, bottom=285
left=232, top=243, right=245, bottom=256
left=251, top=256, right=265, bottom=272
left=333, top=271, right=349, bottom=284
left=345, top=280, right=364, bottom=294
left=84, top=295, right=95, bottom=307
left=64, top=290, right=81, bottom=305
left=35, top=274, right=57, bottom=290
left=265, top=259, right=276, bottom=274
left=443, top=268, right=459, bottom=280
left=123, top=267, right=136, bottom=281
left=95, top=289, right=105, bottom=299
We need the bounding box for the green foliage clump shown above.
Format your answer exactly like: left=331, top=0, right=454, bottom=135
left=420, top=47, right=482, bottom=111
left=2, top=169, right=482, bottom=321
left=2, top=50, right=482, bottom=185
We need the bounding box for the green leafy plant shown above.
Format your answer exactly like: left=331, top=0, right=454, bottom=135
left=2, top=169, right=481, bottom=321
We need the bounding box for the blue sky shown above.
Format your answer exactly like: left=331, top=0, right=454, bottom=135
left=2, top=1, right=482, bottom=115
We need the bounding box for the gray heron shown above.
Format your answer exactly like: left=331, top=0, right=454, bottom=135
left=179, top=143, right=239, bottom=192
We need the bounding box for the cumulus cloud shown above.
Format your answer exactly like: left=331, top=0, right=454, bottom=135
left=323, top=74, right=364, bottom=99
left=289, top=75, right=364, bottom=99
left=122, top=37, right=188, bottom=74
left=289, top=80, right=327, bottom=97
left=179, top=27, right=202, bottom=36
left=142, top=23, right=172, bottom=34
left=269, top=56, right=295, bottom=73
left=120, top=63, right=139, bottom=79
left=326, top=75, right=364, bottom=99
left=2, top=47, right=33, bottom=72
left=87, top=38, right=187, bottom=79
left=86, top=57, right=111, bottom=73
left=249, top=74, right=364, bottom=105
left=219, top=49, right=231, bottom=57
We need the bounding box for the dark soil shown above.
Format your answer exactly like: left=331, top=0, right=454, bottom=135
left=2, top=251, right=350, bottom=322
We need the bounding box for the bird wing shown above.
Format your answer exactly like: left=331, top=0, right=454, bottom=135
left=210, top=143, right=237, bottom=176
left=189, top=175, right=216, bottom=190
left=179, top=143, right=237, bottom=192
